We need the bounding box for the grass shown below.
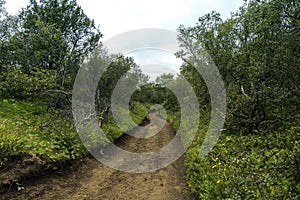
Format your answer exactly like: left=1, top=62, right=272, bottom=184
left=0, top=98, right=150, bottom=167
left=0, top=98, right=85, bottom=166
left=4, top=97, right=298, bottom=198
left=168, top=111, right=300, bottom=199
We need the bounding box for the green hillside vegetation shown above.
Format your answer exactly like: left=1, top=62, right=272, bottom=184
left=0, top=98, right=84, bottom=165
left=173, top=0, right=300, bottom=198
left=0, top=98, right=149, bottom=167
left=0, top=0, right=299, bottom=199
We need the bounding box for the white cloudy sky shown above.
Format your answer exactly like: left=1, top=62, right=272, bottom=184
left=6, top=0, right=243, bottom=39
left=5, top=0, right=244, bottom=80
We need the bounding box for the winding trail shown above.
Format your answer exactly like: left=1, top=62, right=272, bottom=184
left=2, top=112, right=192, bottom=200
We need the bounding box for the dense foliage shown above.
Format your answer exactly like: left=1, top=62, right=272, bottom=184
left=175, top=0, right=300, bottom=198
left=0, top=0, right=299, bottom=199
left=0, top=0, right=149, bottom=184
left=182, top=118, right=300, bottom=199
left=178, top=0, right=299, bottom=133
left=0, top=98, right=83, bottom=165
left=0, top=0, right=101, bottom=108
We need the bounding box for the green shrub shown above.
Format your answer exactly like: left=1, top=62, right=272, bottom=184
left=0, top=98, right=86, bottom=166
left=0, top=65, right=58, bottom=100
left=0, top=98, right=154, bottom=166
left=185, top=126, right=300, bottom=199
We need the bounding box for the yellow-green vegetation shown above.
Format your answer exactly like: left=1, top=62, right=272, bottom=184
left=169, top=114, right=300, bottom=199
left=102, top=102, right=150, bottom=141
left=0, top=0, right=299, bottom=198
left=0, top=98, right=150, bottom=167
left=0, top=98, right=85, bottom=166
left=129, top=102, right=151, bottom=124
left=173, top=0, right=300, bottom=198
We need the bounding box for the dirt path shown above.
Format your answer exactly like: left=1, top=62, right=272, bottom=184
left=1, top=112, right=193, bottom=200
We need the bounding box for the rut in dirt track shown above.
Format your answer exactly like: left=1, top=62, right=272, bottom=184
left=2, top=112, right=193, bottom=200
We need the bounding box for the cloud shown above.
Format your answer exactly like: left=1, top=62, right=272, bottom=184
left=6, top=0, right=242, bottom=40
left=103, top=28, right=182, bottom=81
left=5, top=0, right=29, bottom=14
left=127, top=49, right=182, bottom=82
left=127, top=49, right=182, bottom=68
left=140, top=64, right=178, bottom=82
left=77, top=0, right=242, bottom=40
left=5, top=0, right=242, bottom=80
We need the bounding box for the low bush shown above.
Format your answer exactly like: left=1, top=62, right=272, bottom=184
left=0, top=66, right=59, bottom=100
left=0, top=98, right=86, bottom=166
left=0, top=98, right=150, bottom=167
left=185, top=123, right=300, bottom=199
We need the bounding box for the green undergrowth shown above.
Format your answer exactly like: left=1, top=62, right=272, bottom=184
left=0, top=98, right=85, bottom=166
left=0, top=98, right=150, bottom=167
left=169, top=112, right=300, bottom=199
left=130, top=102, right=151, bottom=124
left=102, top=102, right=150, bottom=141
